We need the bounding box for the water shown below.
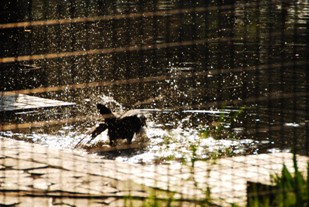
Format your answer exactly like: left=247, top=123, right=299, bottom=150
left=0, top=102, right=287, bottom=164
left=0, top=0, right=308, bottom=164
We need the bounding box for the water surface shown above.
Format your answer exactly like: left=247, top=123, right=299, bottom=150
left=0, top=0, right=308, bottom=164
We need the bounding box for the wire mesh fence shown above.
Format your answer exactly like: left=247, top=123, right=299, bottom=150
left=0, top=0, right=308, bottom=206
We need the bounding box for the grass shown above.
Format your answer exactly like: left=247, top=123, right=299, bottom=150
left=153, top=106, right=248, bottom=164
left=248, top=153, right=309, bottom=207
left=127, top=106, right=308, bottom=206
left=123, top=147, right=308, bottom=206
left=198, top=106, right=246, bottom=140
left=123, top=189, right=214, bottom=207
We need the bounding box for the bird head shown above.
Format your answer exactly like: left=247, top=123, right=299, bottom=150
left=96, top=104, right=116, bottom=120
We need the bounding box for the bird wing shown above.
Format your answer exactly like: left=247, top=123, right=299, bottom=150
left=119, top=110, right=144, bottom=118
left=87, top=123, right=108, bottom=144
left=74, top=123, right=108, bottom=148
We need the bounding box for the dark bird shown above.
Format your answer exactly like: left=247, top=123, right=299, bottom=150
left=89, top=104, right=147, bottom=146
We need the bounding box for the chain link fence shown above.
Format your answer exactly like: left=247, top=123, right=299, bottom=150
left=1, top=0, right=309, bottom=206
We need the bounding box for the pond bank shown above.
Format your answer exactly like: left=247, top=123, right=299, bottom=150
left=0, top=137, right=308, bottom=206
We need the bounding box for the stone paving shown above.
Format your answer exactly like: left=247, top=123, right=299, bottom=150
left=0, top=137, right=148, bottom=207
left=0, top=94, right=75, bottom=112
left=0, top=136, right=308, bottom=207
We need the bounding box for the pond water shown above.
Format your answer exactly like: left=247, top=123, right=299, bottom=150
left=0, top=0, right=308, bottom=164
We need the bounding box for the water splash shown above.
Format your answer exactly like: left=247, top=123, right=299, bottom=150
left=99, top=94, right=123, bottom=111
left=0, top=108, right=275, bottom=165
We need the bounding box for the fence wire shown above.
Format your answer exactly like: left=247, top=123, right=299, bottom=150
left=0, top=0, right=309, bottom=206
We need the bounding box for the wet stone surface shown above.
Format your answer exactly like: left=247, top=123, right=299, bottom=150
left=0, top=136, right=308, bottom=207
left=0, top=137, right=150, bottom=207
left=0, top=94, right=75, bottom=112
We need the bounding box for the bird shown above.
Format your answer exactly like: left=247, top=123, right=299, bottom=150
left=89, top=104, right=147, bottom=146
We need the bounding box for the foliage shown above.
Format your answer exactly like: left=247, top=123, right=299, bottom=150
left=143, top=191, right=175, bottom=207
left=198, top=106, right=246, bottom=140
left=248, top=154, right=309, bottom=207
left=154, top=106, right=248, bottom=164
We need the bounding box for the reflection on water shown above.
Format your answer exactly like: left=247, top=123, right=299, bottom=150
left=0, top=0, right=308, bottom=163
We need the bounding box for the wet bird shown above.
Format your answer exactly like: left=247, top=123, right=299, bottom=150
left=89, top=104, right=147, bottom=146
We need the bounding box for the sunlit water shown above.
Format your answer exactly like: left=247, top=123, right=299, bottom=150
left=1, top=1, right=308, bottom=163
left=0, top=98, right=278, bottom=165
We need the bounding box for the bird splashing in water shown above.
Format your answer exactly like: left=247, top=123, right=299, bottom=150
left=85, top=104, right=147, bottom=146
